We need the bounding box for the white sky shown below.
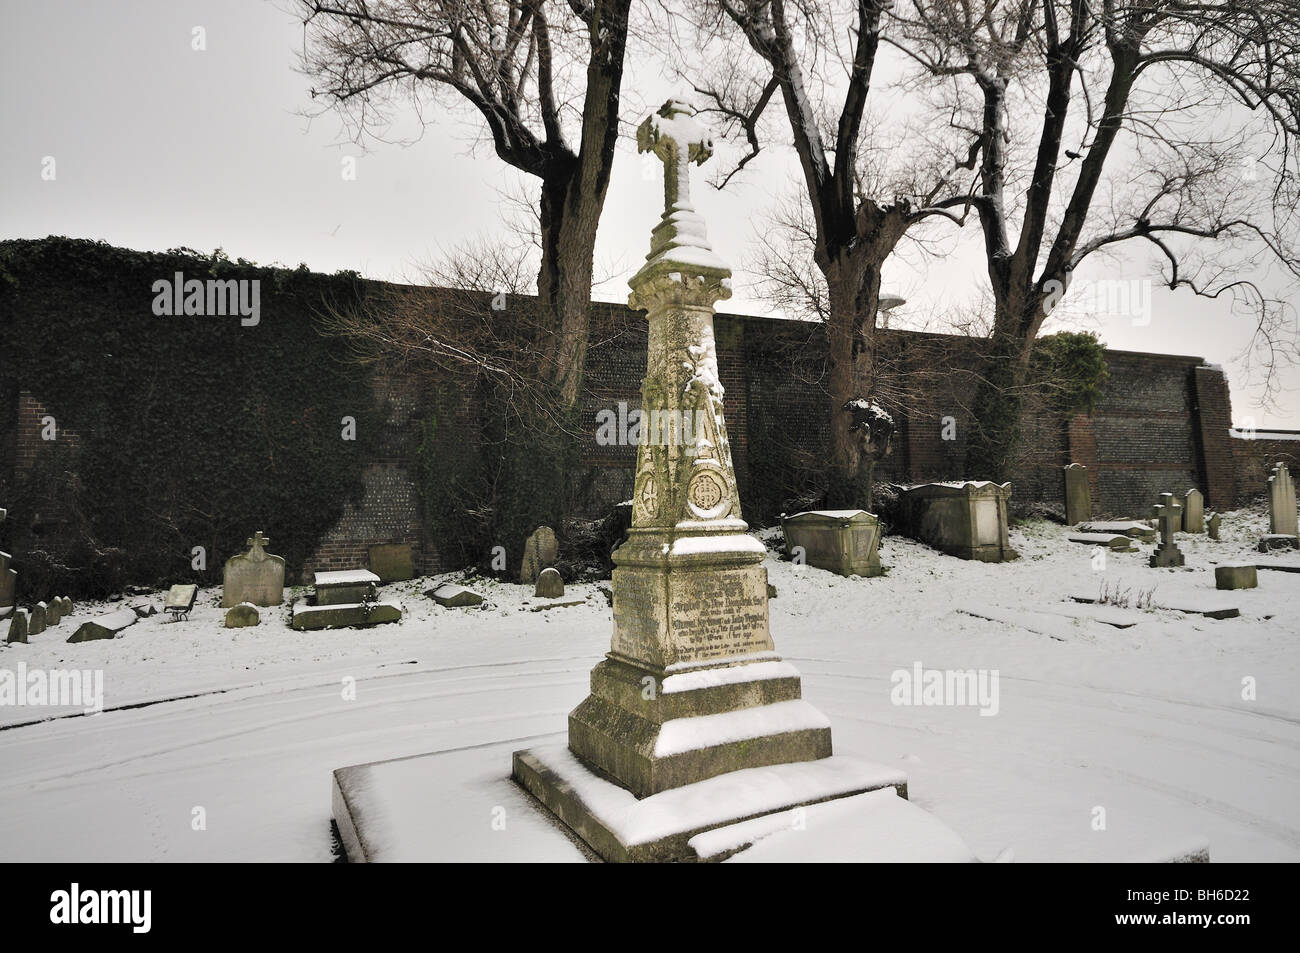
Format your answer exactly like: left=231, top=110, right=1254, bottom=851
left=2, top=0, right=1296, bottom=430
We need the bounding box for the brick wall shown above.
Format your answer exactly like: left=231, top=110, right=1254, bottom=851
left=1232, top=433, right=1300, bottom=504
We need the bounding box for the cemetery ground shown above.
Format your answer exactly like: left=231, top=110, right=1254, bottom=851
left=1, top=506, right=1297, bottom=863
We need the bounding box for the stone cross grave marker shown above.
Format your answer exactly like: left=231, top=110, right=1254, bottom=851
left=221, top=531, right=285, bottom=608
left=1149, top=494, right=1185, bottom=568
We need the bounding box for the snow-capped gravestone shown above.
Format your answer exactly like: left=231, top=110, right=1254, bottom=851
left=427, top=583, right=484, bottom=607
left=534, top=567, right=564, bottom=598
left=313, top=569, right=379, bottom=606
left=68, top=608, right=138, bottom=643
left=1063, top=464, right=1091, bottom=525
left=519, top=526, right=558, bottom=585
left=1259, top=463, right=1299, bottom=551
left=781, top=509, right=883, bottom=577
left=1149, top=495, right=1185, bottom=568
left=28, top=602, right=47, bottom=636
left=1183, top=489, right=1205, bottom=534
left=895, top=481, right=1018, bottom=562
left=292, top=569, right=401, bottom=631
left=503, top=100, right=908, bottom=862
left=221, top=532, right=285, bottom=608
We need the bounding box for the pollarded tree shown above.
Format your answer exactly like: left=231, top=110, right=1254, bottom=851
left=297, top=0, right=634, bottom=412
left=894, top=0, right=1300, bottom=478
left=689, top=0, right=982, bottom=508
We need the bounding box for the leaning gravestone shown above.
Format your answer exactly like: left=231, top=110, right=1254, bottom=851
left=1183, top=489, right=1205, bottom=534
left=428, top=583, right=484, bottom=608
left=1149, top=494, right=1185, bottom=568
left=68, top=608, right=138, bottom=643
left=29, top=602, right=47, bottom=636
left=1207, top=512, right=1221, bottom=540
left=1063, top=464, right=1091, bottom=525
left=6, top=608, right=28, bottom=644
left=519, top=526, right=558, bottom=585
left=164, top=584, right=199, bottom=621
left=1268, top=463, right=1298, bottom=537
left=534, top=567, right=565, bottom=598
left=221, top=531, right=286, bottom=608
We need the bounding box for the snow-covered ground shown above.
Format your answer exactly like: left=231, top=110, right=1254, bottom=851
left=1, top=508, right=1297, bottom=862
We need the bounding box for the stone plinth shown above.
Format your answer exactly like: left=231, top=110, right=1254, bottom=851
left=781, top=509, right=884, bottom=577
left=314, top=569, right=380, bottom=606
left=1215, top=564, right=1257, bottom=590
left=221, top=531, right=285, bottom=608
left=896, top=481, right=1019, bottom=562
left=291, top=599, right=401, bottom=630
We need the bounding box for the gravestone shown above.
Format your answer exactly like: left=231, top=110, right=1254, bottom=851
left=1153, top=493, right=1183, bottom=532
left=781, top=510, right=884, bottom=577
left=520, top=526, right=558, bottom=585
left=1215, top=564, right=1257, bottom=590
left=368, top=543, right=414, bottom=583
left=6, top=608, right=28, bottom=644
left=1078, top=520, right=1156, bottom=542
left=895, top=481, right=1018, bottom=562
left=224, top=603, right=260, bottom=627
left=291, top=601, right=401, bottom=631
left=0, top=507, right=13, bottom=612
left=1268, top=463, right=1298, bottom=537
left=534, top=567, right=565, bottom=598
left=314, top=569, right=380, bottom=606
left=509, top=100, right=903, bottom=863
left=29, top=602, right=47, bottom=636
left=1183, top=489, right=1205, bottom=534
left=68, top=608, right=138, bottom=643
left=1063, top=464, right=1091, bottom=525
left=1207, top=512, right=1221, bottom=540
left=427, top=583, right=484, bottom=608
left=221, top=532, right=286, bottom=608
left=164, top=584, right=198, bottom=621
left=45, top=598, right=61, bottom=626
left=1149, top=495, right=1185, bottom=568
left=1067, top=532, right=1136, bottom=552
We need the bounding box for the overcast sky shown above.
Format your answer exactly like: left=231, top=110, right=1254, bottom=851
left=2, top=0, right=1296, bottom=430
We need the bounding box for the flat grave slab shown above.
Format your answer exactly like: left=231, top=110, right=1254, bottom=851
left=1067, top=533, right=1137, bottom=552
left=1071, top=592, right=1239, bottom=620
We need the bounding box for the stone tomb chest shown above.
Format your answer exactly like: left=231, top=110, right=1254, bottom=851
left=895, top=481, right=1018, bottom=562
left=314, top=569, right=381, bottom=605
left=781, top=509, right=884, bottom=577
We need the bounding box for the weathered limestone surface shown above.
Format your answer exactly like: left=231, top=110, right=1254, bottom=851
left=1268, top=463, right=1298, bottom=537
left=314, top=569, right=380, bottom=606
left=225, top=603, right=261, bottom=627
left=520, top=526, right=558, bottom=585
left=368, top=543, right=414, bottom=583
left=534, top=567, right=565, bottom=598
left=221, top=532, right=285, bottom=608
left=292, top=600, right=401, bottom=631
left=782, top=509, right=883, bottom=577
left=896, top=481, right=1019, bottom=562
left=1183, top=489, right=1205, bottom=534
left=1149, top=495, right=1186, bottom=568
left=428, top=583, right=484, bottom=607
left=68, top=608, right=138, bottom=643
left=6, top=608, right=29, bottom=644
left=29, top=602, right=47, bottom=636
left=1063, top=464, right=1091, bottom=526
left=1215, top=564, right=1258, bottom=590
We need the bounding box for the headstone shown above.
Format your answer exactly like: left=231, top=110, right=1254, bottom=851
left=1215, top=564, right=1258, bottom=590
left=1207, top=512, right=1221, bottom=540
left=164, top=584, right=199, bottom=621
left=368, top=543, right=415, bottom=583
left=1149, top=494, right=1185, bottom=568
left=895, top=481, right=1019, bottom=562
left=427, top=583, right=484, bottom=608
left=510, top=100, right=896, bottom=864
left=221, top=531, right=286, bottom=608
left=1267, top=463, right=1298, bottom=537
left=314, top=569, right=380, bottom=606
left=1183, top=489, right=1205, bottom=534
left=519, top=526, right=558, bottom=585
left=68, top=608, right=138, bottom=643
left=45, top=598, right=62, bottom=625
left=0, top=508, right=13, bottom=611
left=1063, top=464, right=1091, bottom=525
left=224, top=603, right=260, bottom=627
left=29, top=602, right=47, bottom=636
left=1153, top=494, right=1183, bottom=532
left=781, top=509, right=884, bottom=577
left=6, top=608, right=29, bottom=644
left=534, top=567, right=565, bottom=598
left=1067, top=532, right=1136, bottom=552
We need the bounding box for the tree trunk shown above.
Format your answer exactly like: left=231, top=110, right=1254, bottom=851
left=823, top=254, right=883, bottom=508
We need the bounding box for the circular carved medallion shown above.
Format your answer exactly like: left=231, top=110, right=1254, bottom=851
left=686, top=469, right=730, bottom=520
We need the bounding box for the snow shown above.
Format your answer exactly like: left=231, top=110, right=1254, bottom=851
left=661, top=660, right=801, bottom=694
left=0, top=507, right=1298, bottom=861
left=668, top=534, right=765, bottom=557
left=653, top=699, right=830, bottom=757
left=313, top=570, right=380, bottom=586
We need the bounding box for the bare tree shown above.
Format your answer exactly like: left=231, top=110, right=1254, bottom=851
left=689, top=0, right=979, bottom=507
left=296, top=0, right=634, bottom=412
left=894, top=0, right=1300, bottom=477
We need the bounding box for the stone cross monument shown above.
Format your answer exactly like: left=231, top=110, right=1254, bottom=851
left=1149, top=494, right=1185, bottom=568
left=509, top=101, right=894, bottom=861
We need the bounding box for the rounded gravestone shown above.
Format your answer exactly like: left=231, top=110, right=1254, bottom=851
left=224, top=603, right=261, bottom=628
left=534, top=567, right=565, bottom=599
left=520, top=527, right=559, bottom=585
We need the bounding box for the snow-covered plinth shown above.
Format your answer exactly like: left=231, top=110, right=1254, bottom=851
left=511, top=743, right=915, bottom=862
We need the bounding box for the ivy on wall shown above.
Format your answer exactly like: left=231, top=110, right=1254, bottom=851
left=0, top=237, right=381, bottom=598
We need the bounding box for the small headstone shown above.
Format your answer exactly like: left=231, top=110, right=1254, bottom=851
left=368, top=543, right=415, bottom=583
left=45, top=598, right=62, bottom=625
left=1215, top=564, right=1258, bottom=590
left=1149, top=495, right=1185, bottom=568
left=224, top=603, right=261, bottom=628
left=29, top=602, right=47, bottom=636
left=6, top=608, right=29, bottom=644
left=427, top=583, right=484, bottom=608
left=534, top=567, right=565, bottom=598
left=1063, top=464, right=1091, bottom=525
left=1183, top=489, right=1205, bottom=534
left=68, top=608, right=139, bottom=643
left=520, top=526, right=559, bottom=584
left=61, top=596, right=73, bottom=617
left=221, top=531, right=286, bottom=608
left=164, top=584, right=198, bottom=621
left=1207, top=512, right=1221, bottom=541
